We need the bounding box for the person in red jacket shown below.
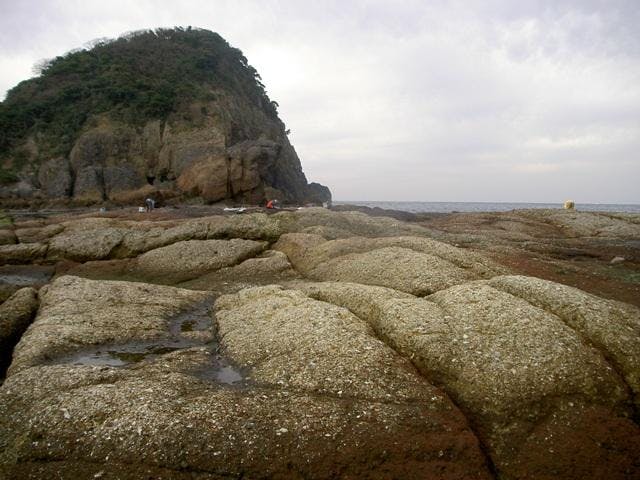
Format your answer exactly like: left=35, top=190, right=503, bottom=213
left=266, top=199, right=274, bottom=209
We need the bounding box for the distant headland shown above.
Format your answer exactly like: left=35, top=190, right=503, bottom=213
left=0, top=27, right=331, bottom=208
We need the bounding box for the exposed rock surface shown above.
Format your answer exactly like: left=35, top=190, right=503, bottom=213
left=1, top=207, right=640, bottom=479
left=37, top=158, right=73, bottom=198
left=274, top=233, right=506, bottom=295
left=301, top=279, right=640, bottom=479
left=0, top=277, right=492, bottom=479
left=178, top=250, right=299, bottom=293
left=15, top=223, right=63, bottom=244
left=487, top=275, right=640, bottom=405
left=413, top=208, right=640, bottom=307
left=0, top=264, right=54, bottom=304
left=7, top=276, right=213, bottom=375
left=0, top=228, right=17, bottom=245
left=0, top=287, right=38, bottom=376
left=0, top=242, right=47, bottom=264
left=135, top=238, right=267, bottom=283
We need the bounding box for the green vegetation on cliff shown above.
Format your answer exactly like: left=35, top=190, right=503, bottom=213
left=0, top=27, right=278, bottom=178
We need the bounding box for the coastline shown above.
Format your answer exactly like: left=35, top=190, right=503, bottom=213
left=334, top=199, right=640, bottom=213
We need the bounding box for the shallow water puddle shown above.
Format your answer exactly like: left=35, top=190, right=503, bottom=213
left=0, top=265, right=54, bottom=286
left=192, top=356, right=245, bottom=384
left=54, top=301, right=247, bottom=386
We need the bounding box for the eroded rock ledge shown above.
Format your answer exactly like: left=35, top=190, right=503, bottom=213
left=1, top=207, right=639, bottom=479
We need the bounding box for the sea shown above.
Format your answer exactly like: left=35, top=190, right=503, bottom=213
left=334, top=201, right=640, bottom=214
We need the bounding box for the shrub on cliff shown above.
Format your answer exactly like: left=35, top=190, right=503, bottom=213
left=0, top=27, right=278, bottom=164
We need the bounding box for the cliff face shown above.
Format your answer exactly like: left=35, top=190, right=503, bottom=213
left=0, top=28, right=330, bottom=206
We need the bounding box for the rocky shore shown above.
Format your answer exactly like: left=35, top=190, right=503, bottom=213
left=1, top=205, right=639, bottom=479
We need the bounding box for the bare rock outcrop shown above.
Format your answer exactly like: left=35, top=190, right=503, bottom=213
left=0, top=287, right=38, bottom=376
left=0, top=242, right=47, bottom=264
left=487, top=275, right=640, bottom=405
left=7, top=276, right=213, bottom=375
left=301, top=279, right=640, bottom=479
left=135, top=238, right=267, bottom=283
left=1, top=205, right=640, bottom=478
left=0, top=277, right=492, bottom=479
left=178, top=250, right=298, bottom=293
left=37, top=158, right=73, bottom=198
left=274, top=233, right=506, bottom=295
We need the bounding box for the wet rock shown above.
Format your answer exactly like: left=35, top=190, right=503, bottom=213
left=14, top=224, right=64, bottom=244
left=0, top=279, right=492, bottom=479
left=302, top=280, right=640, bottom=479
left=0, top=264, right=54, bottom=294
left=0, top=243, right=47, bottom=264
left=0, top=229, right=16, bottom=245
left=7, top=276, right=212, bottom=375
left=136, top=239, right=267, bottom=284
left=0, top=287, right=38, bottom=376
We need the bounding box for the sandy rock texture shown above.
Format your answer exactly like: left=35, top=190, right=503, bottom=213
left=135, top=238, right=267, bottom=283
left=302, top=279, right=640, bottom=479
left=274, top=233, right=505, bottom=295
left=418, top=208, right=640, bottom=307
left=0, top=277, right=492, bottom=479
left=1, top=206, right=640, bottom=479
left=0, top=287, right=39, bottom=376
left=0, top=243, right=47, bottom=264
left=7, top=276, right=213, bottom=375
left=178, top=250, right=298, bottom=293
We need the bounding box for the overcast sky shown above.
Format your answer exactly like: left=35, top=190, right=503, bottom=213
left=1, top=0, right=639, bottom=203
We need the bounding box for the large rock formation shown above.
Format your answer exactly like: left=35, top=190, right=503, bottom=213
left=0, top=276, right=492, bottom=479
left=1, top=207, right=640, bottom=479
left=0, top=28, right=330, bottom=206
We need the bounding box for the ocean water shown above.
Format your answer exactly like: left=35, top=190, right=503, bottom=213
left=334, top=200, right=640, bottom=214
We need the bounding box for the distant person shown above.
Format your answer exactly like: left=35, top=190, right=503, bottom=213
left=145, top=197, right=155, bottom=212
left=266, top=199, right=275, bottom=209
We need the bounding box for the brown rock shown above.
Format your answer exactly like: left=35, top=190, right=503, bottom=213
left=73, top=165, right=104, bottom=202
left=0, top=287, right=38, bottom=376
left=0, top=229, right=16, bottom=245
left=135, top=238, right=267, bottom=283
left=301, top=279, right=640, bottom=479
left=7, top=276, right=213, bottom=375
left=176, top=155, right=229, bottom=202
left=48, top=225, right=125, bottom=262
left=14, top=224, right=63, bottom=244
left=37, top=157, right=73, bottom=198
left=0, top=243, right=47, bottom=264
left=275, top=233, right=505, bottom=295
left=0, top=278, right=492, bottom=479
